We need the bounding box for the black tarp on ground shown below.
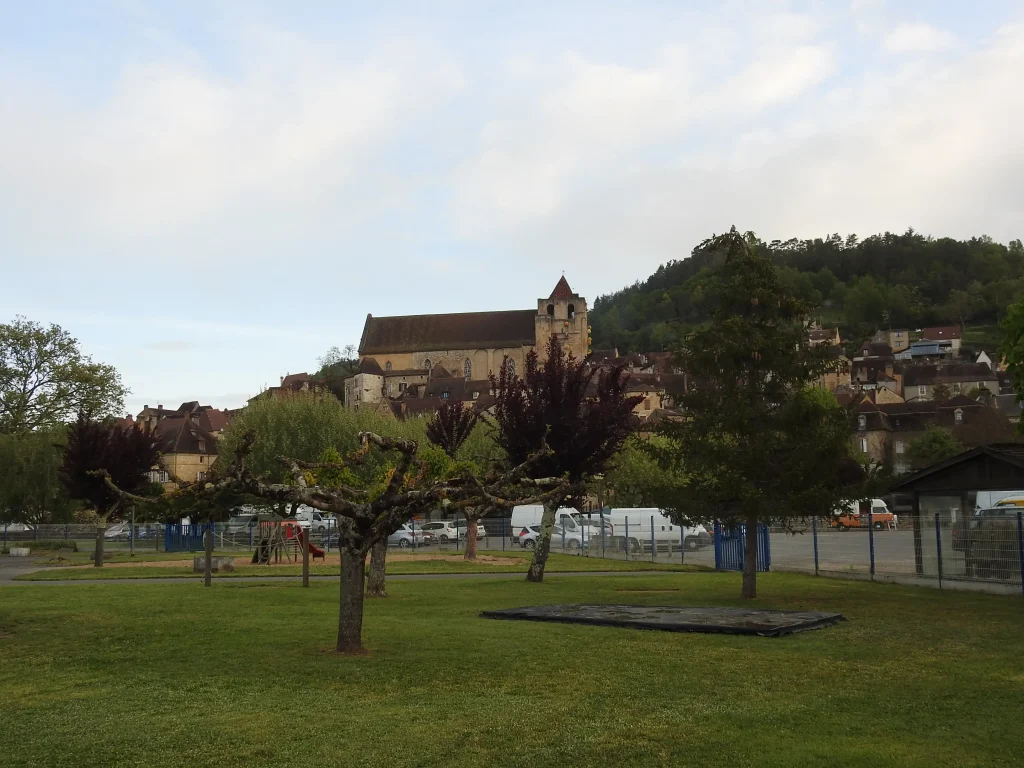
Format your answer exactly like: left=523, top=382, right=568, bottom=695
left=481, top=604, right=845, bottom=637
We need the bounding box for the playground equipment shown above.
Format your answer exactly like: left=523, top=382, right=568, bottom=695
left=250, top=515, right=325, bottom=565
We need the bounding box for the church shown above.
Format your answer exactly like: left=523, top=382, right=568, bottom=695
left=345, top=277, right=590, bottom=409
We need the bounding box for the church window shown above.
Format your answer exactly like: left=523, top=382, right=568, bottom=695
left=464, top=358, right=472, bottom=380
left=442, top=390, right=449, bottom=400
left=954, top=408, right=963, bottom=424
left=385, top=361, right=392, bottom=371
left=568, top=304, right=575, bottom=319
left=424, top=359, right=432, bottom=371
left=546, top=304, right=554, bottom=316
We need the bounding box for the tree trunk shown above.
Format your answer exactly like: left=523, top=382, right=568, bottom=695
left=94, top=524, right=105, bottom=568
left=337, top=548, right=367, bottom=654
left=366, top=539, right=387, bottom=597
left=741, top=511, right=759, bottom=599
left=464, top=516, right=479, bottom=561
left=526, top=502, right=558, bottom=582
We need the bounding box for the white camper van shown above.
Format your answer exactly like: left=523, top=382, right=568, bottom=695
left=605, top=508, right=711, bottom=552
left=509, top=506, right=584, bottom=545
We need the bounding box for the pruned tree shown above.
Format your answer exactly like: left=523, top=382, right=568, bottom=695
left=490, top=336, right=642, bottom=582
left=58, top=413, right=160, bottom=566
left=645, top=230, right=866, bottom=598
left=98, top=430, right=566, bottom=653
left=426, top=401, right=491, bottom=559
left=0, top=316, right=127, bottom=435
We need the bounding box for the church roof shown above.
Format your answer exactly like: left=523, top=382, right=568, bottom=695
left=549, top=276, right=575, bottom=300
left=359, top=310, right=537, bottom=355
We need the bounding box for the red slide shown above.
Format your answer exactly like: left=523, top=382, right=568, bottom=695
left=307, top=540, right=325, bottom=558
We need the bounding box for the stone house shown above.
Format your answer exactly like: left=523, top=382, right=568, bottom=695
left=887, top=329, right=911, bottom=353
left=807, top=328, right=841, bottom=346
left=150, top=414, right=219, bottom=488
left=900, top=362, right=999, bottom=402
left=921, top=326, right=962, bottom=353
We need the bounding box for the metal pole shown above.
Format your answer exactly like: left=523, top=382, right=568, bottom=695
left=411, top=517, right=416, bottom=550
left=935, top=513, right=943, bottom=590
left=561, top=524, right=565, bottom=552
left=502, top=517, right=506, bottom=551
left=812, top=517, right=819, bottom=576
left=1017, top=511, right=1024, bottom=599
left=625, top=517, right=629, bottom=561
left=130, top=507, right=135, bottom=557
left=867, top=510, right=875, bottom=580
left=302, top=527, right=309, bottom=588
left=650, top=515, right=655, bottom=563
left=601, top=511, right=605, bottom=559
left=3, top=523, right=6, bottom=545
left=203, top=528, right=213, bottom=588
left=680, top=524, right=684, bottom=565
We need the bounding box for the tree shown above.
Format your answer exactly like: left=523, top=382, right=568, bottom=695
left=426, top=402, right=490, bottom=560
left=945, top=289, right=974, bottom=335
left=490, top=336, right=642, bottom=582
left=99, top=430, right=566, bottom=653
left=0, top=430, right=69, bottom=524
left=58, top=414, right=160, bottom=567
left=1000, top=298, right=1024, bottom=434
left=646, top=230, right=865, bottom=599
left=315, top=344, right=360, bottom=399
left=0, top=317, right=127, bottom=435
left=906, top=426, right=965, bottom=469
left=931, top=383, right=952, bottom=402
left=595, top=436, right=686, bottom=509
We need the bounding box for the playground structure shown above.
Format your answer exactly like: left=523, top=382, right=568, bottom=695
left=250, top=515, right=325, bottom=565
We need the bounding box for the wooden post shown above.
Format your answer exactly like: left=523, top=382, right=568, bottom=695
left=302, top=527, right=310, bottom=588
left=204, top=528, right=213, bottom=587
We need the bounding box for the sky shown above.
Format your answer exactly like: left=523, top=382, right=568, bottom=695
left=1, top=0, right=1023, bottom=415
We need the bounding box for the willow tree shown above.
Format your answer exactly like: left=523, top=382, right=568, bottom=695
left=646, top=229, right=864, bottom=598
left=491, top=336, right=641, bottom=582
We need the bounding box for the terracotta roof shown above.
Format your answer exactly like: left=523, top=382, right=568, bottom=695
left=429, top=365, right=453, bottom=379
left=359, top=310, right=537, bottom=355
left=922, top=326, right=961, bottom=341
left=549, top=276, right=575, bottom=300
left=199, top=408, right=231, bottom=433
left=281, top=373, right=310, bottom=387
left=423, top=377, right=492, bottom=400
left=358, top=358, right=385, bottom=375
left=808, top=328, right=838, bottom=341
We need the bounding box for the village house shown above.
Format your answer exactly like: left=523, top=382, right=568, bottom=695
left=853, top=395, right=1014, bottom=474
left=807, top=328, right=841, bottom=346
left=921, top=325, right=962, bottom=353
left=900, top=362, right=999, bottom=402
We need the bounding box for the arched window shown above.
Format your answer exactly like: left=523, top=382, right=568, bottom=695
left=385, top=361, right=392, bottom=371
left=546, top=304, right=555, bottom=316
left=464, top=358, right=472, bottom=380
left=424, top=359, right=432, bottom=371
left=954, top=408, right=963, bottom=424
left=568, top=303, right=575, bottom=319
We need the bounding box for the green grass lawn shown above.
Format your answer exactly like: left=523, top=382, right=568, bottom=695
left=1, top=572, right=1022, bottom=767
left=16, top=550, right=700, bottom=580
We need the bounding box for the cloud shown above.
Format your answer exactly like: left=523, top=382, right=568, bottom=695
left=449, top=18, right=1024, bottom=295
left=0, top=26, right=463, bottom=257
left=884, top=22, right=957, bottom=53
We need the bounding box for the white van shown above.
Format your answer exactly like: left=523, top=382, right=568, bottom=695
left=605, top=508, right=711, bottom=552
left=294, top=506, right=332, bottom=533
left=509, top=506, right=583, bottom=545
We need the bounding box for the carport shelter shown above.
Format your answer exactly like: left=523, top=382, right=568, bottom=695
left=889, top=443, right=1024, bottom=575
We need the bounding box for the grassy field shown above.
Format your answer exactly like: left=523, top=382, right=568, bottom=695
left=16, top=550, right=699, bottom=580
left=2, top=572, right=1022, bottom=767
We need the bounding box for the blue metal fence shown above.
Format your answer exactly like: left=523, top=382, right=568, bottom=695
left=714, top=522, right=771, bottom=572
left=164, top=523, right=214, bottom=553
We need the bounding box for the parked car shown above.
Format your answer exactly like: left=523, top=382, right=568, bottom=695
left=294, top=507, right=332, bottom=534
left=829, top=499, right=897, bottom=531
left=225, top=514, right=257, bottom=536
left=419, top=521, right=460, bottom=542
left=962, top=506, right=1021, bottom=579
left=452, top=519, right=486, bottom=540
left=604, top=508, right=711, bottom=552
left=517, top=525, right=541, bottom=549
left=388, top=524, right=431, bottom=548
left=104, top=522, right=131, bottom=540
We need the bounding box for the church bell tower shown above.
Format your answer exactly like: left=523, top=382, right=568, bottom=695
left=536, top=276, right=589, bottom=361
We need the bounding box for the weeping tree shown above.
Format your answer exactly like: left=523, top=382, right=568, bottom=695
left=426, top=401, right=497, bottom=560
left=58, top=413, right=160, bottom=566
left=99, top=430, right=565, bottom=653
left=491, top=336, right=642, bottom=582
left=646, top=229, right=866, bottom=598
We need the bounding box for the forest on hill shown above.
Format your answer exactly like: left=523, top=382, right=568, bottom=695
left=589, top=230, right=1024, bottom=355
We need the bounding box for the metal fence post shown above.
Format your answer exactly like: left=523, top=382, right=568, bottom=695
left=561, top=524, right=565, bottom=552
left=411, top=517, right=417, bottom=551
left=203, top=528, right=213, bottom=588
left=3, top=523, right=7, bottom=545
left=625, top=517, right=630, bottom=561
left=812, top=517, right=819, bottom=576
left=502, top=517, right=506, bottom=551
left=1017, top=511, right=1024, bottom=598
left=680, top=525, right=684, bottom=565
left=867, top=511, right=875, bottom=580
left=650, top=514, right=655, bottom=563
left=935, top=513, right=943, bottom=590
left=601, top=511, right=606, bottom=559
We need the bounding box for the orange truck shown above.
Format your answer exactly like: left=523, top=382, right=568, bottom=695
left=830, top=499, right=898, bottom=531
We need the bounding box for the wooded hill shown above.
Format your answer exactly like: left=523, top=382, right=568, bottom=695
left=589, top=230, right=1024, bottom=355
